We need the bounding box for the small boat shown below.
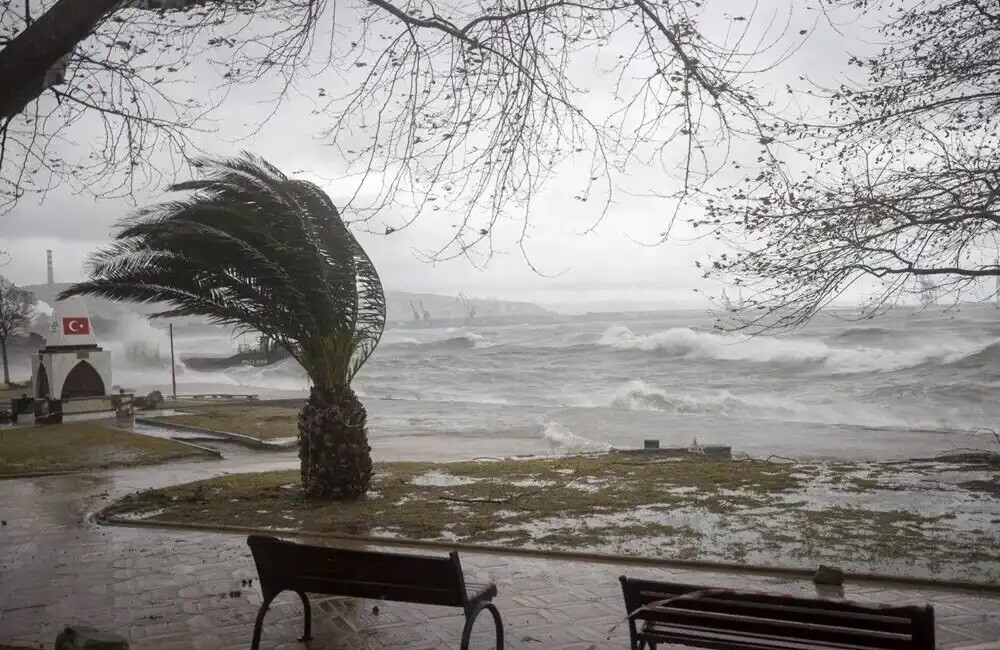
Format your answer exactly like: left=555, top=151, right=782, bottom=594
left=181, top=335, right=290, bottom=371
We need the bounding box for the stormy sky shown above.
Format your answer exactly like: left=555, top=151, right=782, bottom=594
left=0, top=0, right=873, bottom=312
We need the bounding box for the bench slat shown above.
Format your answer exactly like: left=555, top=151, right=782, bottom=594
left=661, top=596, right=914, bottom=632
left=641, top=622, right=898, bottom=650
left=294, top=576, right=466, bottom=607
left=630, top=581, right=924, bottom=617
left=637, top=607, right=913, bottom=650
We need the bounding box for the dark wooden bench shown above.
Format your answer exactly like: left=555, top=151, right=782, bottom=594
left=619, top=577, right=934, bottom=650
left=247, top=535, right=504, bottom=650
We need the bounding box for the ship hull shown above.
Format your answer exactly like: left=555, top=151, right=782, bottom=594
left=181, top=348, right=291, bottom=371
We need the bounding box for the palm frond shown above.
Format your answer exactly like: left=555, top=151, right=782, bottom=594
left=61, top=152, right=386, bottom=389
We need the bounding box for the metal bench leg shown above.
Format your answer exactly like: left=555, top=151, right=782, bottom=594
left=461, top=601, right=503, bottom=650
left=251, top=595, right=275, bottom=650
left=296, top=590, right=312, bottom=642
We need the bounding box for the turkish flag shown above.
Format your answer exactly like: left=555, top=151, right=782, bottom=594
left=63, top=317, right=91, bottom=335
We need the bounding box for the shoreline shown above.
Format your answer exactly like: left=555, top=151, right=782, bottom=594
left=115, top=391, right=1000, bottom=464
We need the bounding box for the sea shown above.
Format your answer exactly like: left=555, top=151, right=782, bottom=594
left=110, top=304, right=1000, bottom=462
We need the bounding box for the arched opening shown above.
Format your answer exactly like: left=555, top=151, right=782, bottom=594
left=61, top=361, right=105, bottom=399
left=35, top=363, right=50, bottom=398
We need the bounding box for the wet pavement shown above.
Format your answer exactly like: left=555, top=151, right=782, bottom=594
left=2, top=455, right=1000, bottom=649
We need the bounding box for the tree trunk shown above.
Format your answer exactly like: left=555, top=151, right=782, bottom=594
left=298, top=386, right=373, bottom=499
left=0, top=338, right=9, bottom=386
left=0, top=0, right=121, bottom=120
left=0, top=0, right=208, bottom=120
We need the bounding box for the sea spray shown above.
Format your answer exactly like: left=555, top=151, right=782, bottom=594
left=100, top=313, right=173, bottom=369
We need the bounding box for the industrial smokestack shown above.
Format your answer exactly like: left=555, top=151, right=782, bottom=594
left=47, top=250, right=54, bottom=286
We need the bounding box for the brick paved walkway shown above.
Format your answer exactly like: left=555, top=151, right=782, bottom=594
left=2, top=455, right=999, bottom=650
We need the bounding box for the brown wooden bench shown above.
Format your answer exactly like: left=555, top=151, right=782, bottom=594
left=619, top=576, right=934, bottom=650
left=247, top=535, right=504, bottom=650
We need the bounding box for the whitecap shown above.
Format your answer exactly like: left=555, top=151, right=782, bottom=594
left=597, top=325, right=994, bottom=374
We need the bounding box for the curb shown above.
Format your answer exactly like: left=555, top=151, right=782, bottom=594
left=113, top=422, right=223, bottom=459
left=97, top=515, right=1000, bottom=595
left=135, top=418, right=296, bottom=451
left=0, top=469, right=84, bottom=480
left=158, top=437, right=224, bottom=459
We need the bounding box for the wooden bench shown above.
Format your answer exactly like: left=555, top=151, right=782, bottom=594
left=619, top=577, right=934, bottom=650
left=247, top=535, right=504, bottom=650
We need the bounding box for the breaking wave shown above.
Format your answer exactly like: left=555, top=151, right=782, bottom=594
left=611, top=379, right=803, bottom=416
left=942, top=340, right=1000, bottom=370
left=597, top=325, right=992, bottom=373
left=385, top=330, right=497, bottom=349
left=540, top=421, right=610, bottom=452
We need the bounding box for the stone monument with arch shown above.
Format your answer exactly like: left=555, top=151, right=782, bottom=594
left=31, top=296, right=112, bottom=400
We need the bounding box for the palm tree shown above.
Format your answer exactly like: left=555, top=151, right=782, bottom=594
left=61, top=153, right=385, bottom=499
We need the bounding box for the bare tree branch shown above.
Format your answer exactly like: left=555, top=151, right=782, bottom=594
left=698, top=0, right=1000, bottom=331
left=1, top=0, right=796, bottom=261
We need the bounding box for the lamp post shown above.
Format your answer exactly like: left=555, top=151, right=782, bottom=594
left=169, top=323, right=177, bottom=399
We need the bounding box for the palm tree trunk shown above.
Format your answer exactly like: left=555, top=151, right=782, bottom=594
left=298, top=386, right=373, bottom=499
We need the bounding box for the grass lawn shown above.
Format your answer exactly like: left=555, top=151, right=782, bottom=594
left=0, top=422, right=215, bottom=476
left=160, top=402, right=299, bottom=441
left=103, top=453, right=1000, bottom=582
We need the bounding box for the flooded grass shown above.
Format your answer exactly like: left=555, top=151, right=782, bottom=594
left=102, top=454, right=1000, bottom=582
left=0, top=422, right=212, bottom=476
left=159, top=403, right=300, bottom=440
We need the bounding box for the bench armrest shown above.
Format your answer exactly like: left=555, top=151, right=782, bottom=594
left=461, top=600, right=504, bottom=650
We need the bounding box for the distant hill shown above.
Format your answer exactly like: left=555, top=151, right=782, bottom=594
left=21, top=283, right=552, bottom=330
left=385, top=291, right=550, bottom=323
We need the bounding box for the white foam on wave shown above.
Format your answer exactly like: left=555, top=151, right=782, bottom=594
left=460, top=331, right=497, bottom=349
left=608, top=378, right=932, bottom=428
left=384, top=329, right=497, bottom=349
left=382, top=335, right=423, bottom=346
left=540, top=421, right=611, bottom=452
left=598, top=325, right=992, bottom=373
left=612, top=379, right=803, bottom=416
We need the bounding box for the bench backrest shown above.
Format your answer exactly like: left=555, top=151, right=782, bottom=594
left=620, top=577, right=935, bottom=650
left=248, top=535, right=468, bottom=607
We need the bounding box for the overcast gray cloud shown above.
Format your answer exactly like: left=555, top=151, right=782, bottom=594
left=0, top=0, right=876, bottom=310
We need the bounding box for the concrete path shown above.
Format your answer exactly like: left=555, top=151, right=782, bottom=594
left=2, top=457, right=999, bottom=650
